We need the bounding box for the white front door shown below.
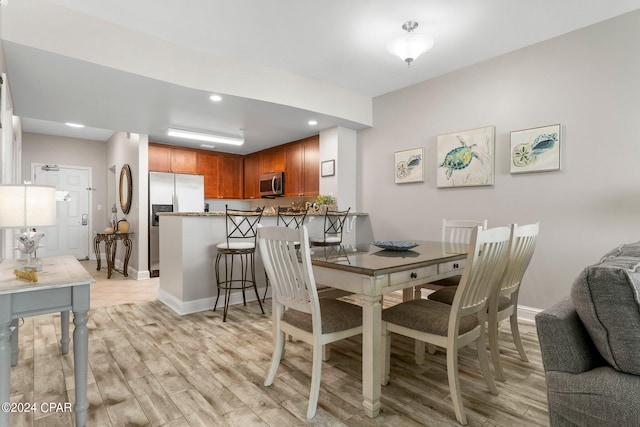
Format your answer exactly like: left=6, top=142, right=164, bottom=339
left=32, top=164, right=91, bottom=259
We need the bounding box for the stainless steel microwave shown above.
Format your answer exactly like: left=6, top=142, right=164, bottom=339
left=259, top=171, right=284, bottom=198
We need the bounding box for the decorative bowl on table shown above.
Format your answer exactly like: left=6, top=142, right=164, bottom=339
left=373, top=241, right=418, bottom=251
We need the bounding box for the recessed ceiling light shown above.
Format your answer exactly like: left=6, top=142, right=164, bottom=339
left=65, top=122, right=85, bottom=128
left=209, top=94, right=223, bottom=102
left=167, top=128, right=244, bottom=146
left=308, top=120, right=318, bottom=126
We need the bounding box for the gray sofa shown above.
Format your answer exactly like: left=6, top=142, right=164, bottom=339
left=536, top=242, right=640, bottom=426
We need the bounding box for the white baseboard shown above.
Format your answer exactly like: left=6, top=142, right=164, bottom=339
left=517, top=304, right=542, bottom=324
left=157, top=288, right=267, bottom=316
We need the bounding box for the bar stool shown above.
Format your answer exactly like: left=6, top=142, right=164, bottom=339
left=310, top=207, right=351, bottom=259
left=214, top=205, right=265, bottom=322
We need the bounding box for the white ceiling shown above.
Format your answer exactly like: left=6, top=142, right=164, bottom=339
left=4, top=0, right=640, bottom=154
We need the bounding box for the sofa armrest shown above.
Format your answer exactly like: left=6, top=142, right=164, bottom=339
left=535, top=297, right=605, bottom=374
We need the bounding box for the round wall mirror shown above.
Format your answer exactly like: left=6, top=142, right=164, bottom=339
left=119, top=164, right=132, bottom=214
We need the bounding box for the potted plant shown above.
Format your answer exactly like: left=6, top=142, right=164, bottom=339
left=315, top=194, right=337, bottom=213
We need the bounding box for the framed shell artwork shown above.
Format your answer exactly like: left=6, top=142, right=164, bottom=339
left=394, top=148, right=424, bottom=184
left=510, top=124, right=561, bottom=174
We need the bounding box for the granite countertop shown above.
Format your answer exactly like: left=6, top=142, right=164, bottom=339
left=158, top=211, right=368, bottom=217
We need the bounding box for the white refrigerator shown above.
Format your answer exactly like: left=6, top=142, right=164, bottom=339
left=149, top=172, right=204, bottom=276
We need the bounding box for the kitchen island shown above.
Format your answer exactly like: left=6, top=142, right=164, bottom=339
left=157, top=211, right=371, bottom=315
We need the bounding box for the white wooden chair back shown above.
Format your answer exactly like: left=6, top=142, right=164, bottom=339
left=442, top=219, right=488, bottom=244
left=258, top=226, right=321, bottom=325
left=498, top=223, right=539, bottom=297
left=452, top=226, right=510, bottom=319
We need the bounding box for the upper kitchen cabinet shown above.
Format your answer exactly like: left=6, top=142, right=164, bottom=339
left=218, top=154, right=244, bottom=199
left=197, top=152, right=219, bottom=199
left=197, top=151, right=244, bottom=199
left=260, top=147, right=285, bottom=174
left=243, top=153, right=260, bottom=199
left=285, top=136, right=319, bottom=197
left=149, top=143, right=197, bottom=174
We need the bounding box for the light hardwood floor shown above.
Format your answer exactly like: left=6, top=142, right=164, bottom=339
left=9, top=262, right=549, bottom=426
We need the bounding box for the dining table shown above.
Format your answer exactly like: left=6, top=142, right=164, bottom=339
left=310, top=240, right=467, bottom=418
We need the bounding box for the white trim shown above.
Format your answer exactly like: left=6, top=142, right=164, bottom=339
left=517, top=304, right=543, bottom=324
left=157, top=287, right=267, bottom=316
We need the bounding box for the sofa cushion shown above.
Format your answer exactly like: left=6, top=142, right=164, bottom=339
left=571, top=242, right=640, bottom=375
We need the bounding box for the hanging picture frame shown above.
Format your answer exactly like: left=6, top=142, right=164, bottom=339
left=510, top=124, right=561, bottom=174
left=321, top=160, right=335, bottom=177
left=394, top=148, right=424, bottom=184
left=437, top=126, right=495, bottom=188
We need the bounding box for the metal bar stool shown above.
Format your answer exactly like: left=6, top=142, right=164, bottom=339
left=262, top=205, right=309, bottom=301
left=214, top=205, right=265, bottom=322
left=310, top=207, right=351, bottom=260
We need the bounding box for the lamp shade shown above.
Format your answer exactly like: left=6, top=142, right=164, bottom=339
left=387, top=32, right=435, bottom=65
left=0, top=185, right=57, bottom=228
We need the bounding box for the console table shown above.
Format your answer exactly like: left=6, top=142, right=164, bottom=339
left=0, top=255, right=94, bottom=427
left=94, top=232, right=133, bottom=279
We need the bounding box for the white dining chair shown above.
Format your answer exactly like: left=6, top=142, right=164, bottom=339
left=488, top=223, right=539, bottom=380
left=258, top=225, right=363, bottom=419
left=414, top=219, right=488, bottom=298
left=382, top=226, right=510, bottom=425
left=428, top=223, right=539, bottom=381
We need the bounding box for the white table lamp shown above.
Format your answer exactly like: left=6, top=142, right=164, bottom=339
left=0, top=184, right=57, bottom=270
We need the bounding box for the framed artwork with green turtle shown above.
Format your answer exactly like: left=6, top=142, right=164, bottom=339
left=510, top=124, right=560, bottom=174
left=437, top=126, right=495, bottom=188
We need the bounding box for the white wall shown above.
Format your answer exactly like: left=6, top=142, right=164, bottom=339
left=358, top=10, right=640, bottom=310
left=21, top=132, right=108, bottom=237
left=107, top=131, right=148, bottom=279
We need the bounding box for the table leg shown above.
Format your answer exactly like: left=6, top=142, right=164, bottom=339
left=361, top=294, right=382, bottom=418
left=105, top=238, right=115, bottom=279
left=72, top=286, right=90, bottom=427
left=94, top=237, right=102, bottom=271
left=10, top=319, right=18, bottom=366
left=60, top=311, right=69, bottom=355
left=0, top=297, right=11, bottom=427
left=122, top=237, right=132, bottom=277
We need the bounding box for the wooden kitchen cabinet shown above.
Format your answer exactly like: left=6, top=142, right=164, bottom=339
left=170, top=148, right=197, bottom=174
left=243, top=153, right=260, bottom=199
left=197, top=152, right=219, bottom=199
left=218, top=154, right=243, bottom=199
left=285, top=136, right=319, bottom=197
left=149, top=143, right=197, bottom=174
left=148, top=144, right=172, bottom=172
left=260, top=147, right=285, bottom=174
left=197, top=152, right=243, bottom=199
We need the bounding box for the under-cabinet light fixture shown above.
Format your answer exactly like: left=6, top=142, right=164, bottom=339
left=166, top=128, right=244, bottom=146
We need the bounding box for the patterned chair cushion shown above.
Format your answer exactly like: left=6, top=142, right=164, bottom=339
left=382, top=299, right=478, bottom=336
left=428, top=286, right=510, bottom=311
left=571, top=242, right=640, bottom=375
left=282, top=299, right=362, bottom=334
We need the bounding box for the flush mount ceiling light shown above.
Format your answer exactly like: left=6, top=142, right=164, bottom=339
left=65, top=122, right=85, bottom=128
left=167, top=128, right=244, bottom=146
left=387, top=21, right=434, bottom=66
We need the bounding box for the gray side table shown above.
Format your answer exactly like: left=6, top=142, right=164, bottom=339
left=0, top=255, right=95, bottom=427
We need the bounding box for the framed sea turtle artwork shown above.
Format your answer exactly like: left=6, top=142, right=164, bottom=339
left=394, top=148, right=424, bottom=184
left=437, top=126, right=495, bottom=188
left=510, top=124, right=561, bottom=174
